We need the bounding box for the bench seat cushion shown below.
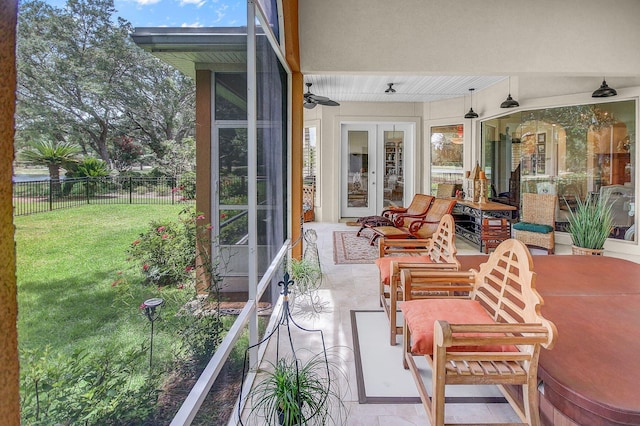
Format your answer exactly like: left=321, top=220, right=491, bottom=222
left=375, top=255, right=433, bottom=285
left=401, top=299, right=518, bottom=354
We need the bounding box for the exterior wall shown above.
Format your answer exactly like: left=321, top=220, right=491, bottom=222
left=0, top=0, right=20, bottom=424
left=299, top=0, right=640, bottom=78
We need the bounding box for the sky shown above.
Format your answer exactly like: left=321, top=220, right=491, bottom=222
left=45, top=0, right=247, bottom=28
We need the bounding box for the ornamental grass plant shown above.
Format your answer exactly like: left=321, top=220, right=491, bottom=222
left=565, top=192, right=614, bottom=250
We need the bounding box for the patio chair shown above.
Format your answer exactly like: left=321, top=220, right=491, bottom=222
left=368, top=198, right=457, bottom=245
left=513, top=192, right=557, bottom=254
left=375, top=214, right=459, bottom=345
left=400, top=239, right=557, bottom=425
left=356, top=194, right=434, bottom=239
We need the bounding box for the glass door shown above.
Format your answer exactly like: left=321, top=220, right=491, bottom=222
left=341, top=124, right=377, bottom=217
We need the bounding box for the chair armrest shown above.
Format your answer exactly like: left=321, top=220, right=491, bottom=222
left=408, top=219, right=440, bottom=234
left=434, top=320, right=553, bottom=350
left=379, top=237, right=431, bottom=257
left=401, top=269, right=475, bottom=300
left=382, top=206, right=407, bottom=218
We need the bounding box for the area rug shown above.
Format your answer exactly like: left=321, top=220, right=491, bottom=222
left=333, top=231, right=379, bottom=264
left=350, top=310, right=509, bottom=405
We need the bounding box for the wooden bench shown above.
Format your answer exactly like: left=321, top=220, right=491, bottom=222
left=375, top=214, right=460, bottom=345
left=400, top=239, right=557, bottom=426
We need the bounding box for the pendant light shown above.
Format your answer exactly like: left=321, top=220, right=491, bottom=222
left=385, top=83, right=396, bottom=94
left=464, top=88, right=478, bottom=119
left=500, top=77, right=519, bottom=108
left=592, top=78, right=617, bottom=98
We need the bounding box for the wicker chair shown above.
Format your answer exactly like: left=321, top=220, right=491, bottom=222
left=513, top=192, right=557, bottom=254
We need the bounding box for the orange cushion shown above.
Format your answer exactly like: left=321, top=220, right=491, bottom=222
left=375, top=255, right=433, bottom=285
left=400, top=299, right=518, bottom=354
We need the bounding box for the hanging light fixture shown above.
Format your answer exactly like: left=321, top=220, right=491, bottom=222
left=500, top=77, right=519, bottom=108
left=592, top=78, right=617, bottom=98
left=385, top=83, right=396, bottom=94
left=464, top=88, right=478, bottom=119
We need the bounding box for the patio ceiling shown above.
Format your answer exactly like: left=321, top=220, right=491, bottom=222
left=303, top=75, right=506, bottom=103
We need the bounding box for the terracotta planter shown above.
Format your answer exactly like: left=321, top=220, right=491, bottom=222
left=571, top=245, right=604, bottom=256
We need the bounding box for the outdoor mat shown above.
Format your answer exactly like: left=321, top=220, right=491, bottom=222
left=332, top=231, right=378, bottom=264
left=350, top=310, right=509, bottom=404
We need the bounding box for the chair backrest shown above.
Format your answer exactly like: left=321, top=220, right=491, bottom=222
left=397, top=194, right=434, bottom=228
left=425, top=214, right=459, bottom=267
left=436, top=183, right=456, bottom=198
left=405, top=194, right=434, bottom=216
left=410, top=198, right=457, bottom=239
left=520, top=192, right=557, bottom=227
left=472, top=238, right=556, bottom=349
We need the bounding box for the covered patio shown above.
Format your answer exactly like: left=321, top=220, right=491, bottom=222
left=242, top=221, right=640, bottom=425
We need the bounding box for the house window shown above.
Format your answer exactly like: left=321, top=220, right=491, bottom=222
left=481, top=100, right=636, bottom=241
left=430, top=124, right=464, bottom=195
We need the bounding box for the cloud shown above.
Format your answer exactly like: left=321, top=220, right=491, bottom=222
left=132, top=0, right=161, bottom=5
left=180, top=0, right=206, bottom=7
left=181, top=21, right=204, bottom=27
left=213, top=3, right=228, bottom=22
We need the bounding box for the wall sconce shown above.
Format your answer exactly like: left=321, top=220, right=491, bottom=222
left=464, top=88, right=478, bottom=119
left=500, top=77, right=519, bottom=108
left=592, top=78, right=617, bottom=98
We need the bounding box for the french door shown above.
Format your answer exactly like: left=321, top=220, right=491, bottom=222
left=341, top=123, right=412, bottom=218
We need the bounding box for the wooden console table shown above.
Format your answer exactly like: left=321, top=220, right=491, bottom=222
left=452, top=200, right=516, bottom=252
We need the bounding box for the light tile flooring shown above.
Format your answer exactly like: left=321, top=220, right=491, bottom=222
left=247, top=222, right=639, bottom=425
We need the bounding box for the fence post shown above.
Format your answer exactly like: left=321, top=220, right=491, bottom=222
left=49, top=179, right=53, bottom=211
left=86, top=177, right=90, bottom=204
left=129, top=176, right=132, bottom=204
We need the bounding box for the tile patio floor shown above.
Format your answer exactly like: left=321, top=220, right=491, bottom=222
left=245, top=222, right=639, bottom=425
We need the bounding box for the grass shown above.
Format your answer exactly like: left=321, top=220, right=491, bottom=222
left=15, top=204, right=186, bottom=357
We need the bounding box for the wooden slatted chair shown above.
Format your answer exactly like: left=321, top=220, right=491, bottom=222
left=400, top=239, right=557, bottom=426
left=368, top=198, right=457, bottom=245
left=375, top=214, right=459, bottom=345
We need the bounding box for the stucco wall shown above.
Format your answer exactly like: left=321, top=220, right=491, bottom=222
left=0, top=0, right=20, bottom=424
left=300, top=0, right=640, bottom=78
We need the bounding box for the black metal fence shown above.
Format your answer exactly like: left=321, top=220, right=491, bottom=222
left=13, top=175, right=196, bottom=216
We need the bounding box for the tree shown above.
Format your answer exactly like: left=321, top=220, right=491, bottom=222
left=20, top=139, right=81, bottom=196
left=20, top=139, right=80, bottom=181
left=15, top=0, right=196, bottom=170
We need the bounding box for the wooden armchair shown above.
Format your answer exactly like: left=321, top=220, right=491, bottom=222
left=368, top=198, right=456, bottom=245
left=356, top=194, right=434, bottom=240
left=513, top=193, right=557, bottom=254
left=400, top=239, right=557, bottom=425
left=374, top=214, right=459, bottom=345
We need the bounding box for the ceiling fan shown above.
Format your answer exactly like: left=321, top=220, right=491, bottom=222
left=303, top=83, right=340, bottom=109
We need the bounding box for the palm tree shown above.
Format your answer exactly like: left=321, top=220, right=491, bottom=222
left=20, top=139, right=80, bottom=195
left=20, top=139, right=80, bottom=180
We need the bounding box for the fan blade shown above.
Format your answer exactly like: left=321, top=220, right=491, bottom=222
left=306, top=93, right=330, bottom=103
left=317, top=99, right=340, bottom=106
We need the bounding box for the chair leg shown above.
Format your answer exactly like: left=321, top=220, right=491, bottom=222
left=389, top=278, right=398, bottom=345
left=369, top=232, right=380, bottom=246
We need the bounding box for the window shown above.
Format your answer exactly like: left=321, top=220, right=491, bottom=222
left=481, top=100, right=636, bottom=241
left=430, top=124, right=464, bottom=195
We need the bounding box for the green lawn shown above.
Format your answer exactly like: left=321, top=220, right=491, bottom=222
left=15, top=204, right=186, bottom=356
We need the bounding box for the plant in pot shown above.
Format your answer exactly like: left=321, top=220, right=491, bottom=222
left=289, top=257, right=321, bottom=295
left=247, top=350, right=348, bottom=425
left=565, top=192, right=613, bottom=255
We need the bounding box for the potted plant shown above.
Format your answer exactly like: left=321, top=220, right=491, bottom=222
left=247, top=351, right=347, bottom=425
left=565, top=192, right=613, bottom=255
left=289, top=257, right=321, bottom=295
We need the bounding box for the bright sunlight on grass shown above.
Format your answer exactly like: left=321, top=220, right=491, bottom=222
left=15, top=204, right=185, bottom=355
